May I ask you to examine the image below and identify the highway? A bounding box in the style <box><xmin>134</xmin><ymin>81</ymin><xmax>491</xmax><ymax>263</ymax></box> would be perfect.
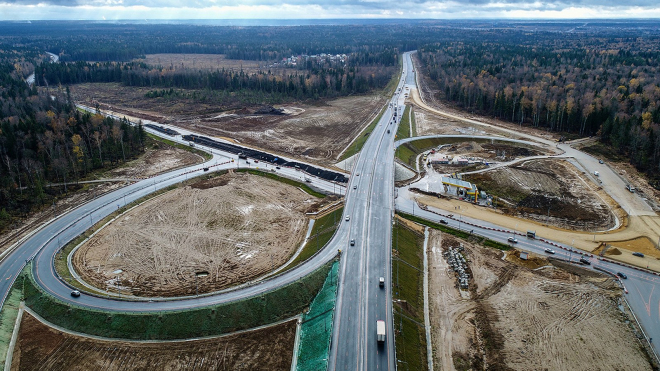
<box><xmin>328</xmin><ymin>51</ymin><xmax>415</xmax><ymax>371</ymax></box>
<box><xmin>2</xmin><ymin>47</ymin><xmax>660</xmax><ymax>370</ymax></box>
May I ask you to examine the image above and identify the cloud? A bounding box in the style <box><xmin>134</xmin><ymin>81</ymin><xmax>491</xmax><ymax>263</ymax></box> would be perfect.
<box><xmin>1</xmin><ymin>0</ymin><xmax>660</xmax><ymax>19</ymax></box>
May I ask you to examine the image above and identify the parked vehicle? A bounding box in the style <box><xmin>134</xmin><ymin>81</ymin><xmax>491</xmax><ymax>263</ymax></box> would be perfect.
<box><xmin>387</xmin><ymin>129</ymin><xmax>390</xmax><ymax>134</ymax></box>
<box><xmin>376</xmin><ymin>320</ymin><xmax>386</xmax><ymax>343</ymax></box>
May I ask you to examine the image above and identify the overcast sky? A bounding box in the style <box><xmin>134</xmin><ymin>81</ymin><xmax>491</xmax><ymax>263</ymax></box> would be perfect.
<box><xmin>1</xmin><ymin>0</ymin><xmax>660</xmax><ymax>20</ymax></box>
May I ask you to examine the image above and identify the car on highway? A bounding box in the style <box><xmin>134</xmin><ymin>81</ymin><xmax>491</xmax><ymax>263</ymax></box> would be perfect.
<box><xmin>350</xmin><ymin>239</ymin><xmax>355</xmax><ymax>246</ymax></box>
<box><xmin>508</xmin><ymin>236</ymin><xmax>518</xmax><ymax>243</ymax></box>
<box><xmin>379</xmin><ymin>277</ymin><xmax>385</xmax><ymax>287</ymax></box>
<box><xmin>633</xmin><ymin>252</ymin><xmax>644</xmax><ymax>257</ymax></box>
<box><xmin>617</xmin><ymin>272</ymin><xmax>628</xmax><ymax>279</ymax></box>
<box><xmin>345</xmin><ymin>215</ymin><xmax>350</xmax><ymax>221</ymax></box>
<box><xmin>599</xmin><ymin>159</ymin><xmax>604</xmax><ymax>164</ymax></box>
<box><xmin>353</xmin><ymin>185</ymin><xmax>357</xmax><ymax>189</ymax></box>
<box><xmin>356</xmin><ymin>173</ymin><xmax>360</xmax><ymax>176</ymax></box>
<box><xmin>70</xmin><ymin>290</ymin><xmax>81</xmax><ymax>298</ymax></box>
<box><xmin>544</xmin><ymin>248</ymin><xmax>556</xmax><ymax>254</ymax></box>
<box><xmin>439</xmin><ymin>219</ymin><xmax>448</xmax><ymax>224</ymax></box>
<box><xmin>275</xmin><ymin>166</ymin><xmax>280</xmax><ymax>170</ymax></box>
<box><xmin>579</xmin><ymin>257</ymin><xmax>591</xmax><ymax>265</ymax></box>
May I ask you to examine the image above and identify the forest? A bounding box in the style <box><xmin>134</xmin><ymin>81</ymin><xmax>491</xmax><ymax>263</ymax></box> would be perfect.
<box><xmin>0</xmin><ymin>61</ymin><xmax>146</xmax><ymax>232</ymax></box>
<box><xmin>416</xmin><ymin>32</ymin><xmax>660</xmax><ymax>185</ymax></box>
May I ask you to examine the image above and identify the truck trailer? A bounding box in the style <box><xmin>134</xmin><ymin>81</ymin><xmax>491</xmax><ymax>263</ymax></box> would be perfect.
<box><xmin>376</xmin><ymin>320</ymin><xmax>386</xmax><ymax>343</ymax></box>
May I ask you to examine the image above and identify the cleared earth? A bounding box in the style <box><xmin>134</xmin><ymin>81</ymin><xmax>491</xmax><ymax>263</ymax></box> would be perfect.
<box><xmin>11</xmin><ymin>312</ymin><xmax>295</xmax><ymax>371</ymax></box>
<box><xmin>71</xmin><ymin>83</ymin><xmax>385</xmax><ymax>164</ymax></box>
<box><xmin>465</xmin><ymin>159</ymin><xmax>617</xmax><ymax>231</ymax></box>
<box><xmin>428</xmin><ymin>231</ymin><xmax>653</xmax><ymax>371</ymax></box>
<box><xmin>72</xmin><ymin>171</ymin><xmax>324</xmax><ymax>297</ymax></box>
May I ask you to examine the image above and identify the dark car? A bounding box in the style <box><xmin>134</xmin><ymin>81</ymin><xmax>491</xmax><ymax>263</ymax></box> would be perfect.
<box><xmin>633</xmin><ymin>252</ymin><xmax>645</xmax><ymax>258</ymax></box>
<box><xmin>350</xmin><ymin>239</ymin><xmax>355</xmax><ymax>246</ymax></box>
<box><xmin>579</xmin><ymin>258</ymin><xmax>591</xmax><ymax>265</ymax></box>
<box><xmin>275</xmin><ymin>166</ymin><xmax>281</xmax><ymax>170</ymax></box>
<box><xmin>439</xmin><ymin>219</ymin><xmax>448</xmax><ymax>224</ymax></box>
<box><xmin>617</xmin><ymin>272</ymin><xmax>628</xmax><ymax>279</ymax></box>
<box><xmin>203</xmin><ymin>167</ymin><xmax>209</xmax><ymax>172</ymax></box>
<box><xmin>71</xmin><ymin>290</ymin><xmax>81</xmax><ymax>298</ymax></box>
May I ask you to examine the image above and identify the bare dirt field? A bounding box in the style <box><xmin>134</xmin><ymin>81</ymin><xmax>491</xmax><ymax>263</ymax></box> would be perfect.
<box><xmin>11</xmin><ymin>312</ymin><xmax>295</xmax><ymax>371</ymax></box>
<box><xmin>428</xmin><ymin>140</ymin><xmax>545</xmax><ymax>174</ymax></box>
<box><xmin>70</xmin><ymin>83</ymin><xmax>385</xmax><ymax>164</ymax></box>
<box><xmin>465</xmin><ymin>159</ymin><xmax>617</xmax><ymax>231</ymax></box>
<box><xmin>427</xmin><ymin>230</ymin><xmax>653</xmax><ymax>371</ymax></box>
<box><xmin>135</xmin><ymin>53</ymin><xmax>264</xmax><ymax>73</ymax></box>
<box><xmin>0</xmin><ymin>138</ymin><xmax>200</xmax><ymax>257</ymax></box>
<box><xmin>73</xmin><ymin>171</ymin><xmax>324</xmax><ymax>297</ymax></box>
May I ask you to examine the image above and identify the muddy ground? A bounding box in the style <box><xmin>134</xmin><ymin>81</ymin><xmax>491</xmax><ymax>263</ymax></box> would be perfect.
<box><xmin>465</xmin><ymin>159</ymin><xmax>616</xmax><ymax>231</ymax></box>
<box><xmin>428</xmin><ymin>231</ymin><xmax>653</xmax><ymax>371</ymax></box>
<box><xmin>11</xmin><ymin>312</ymin><xmax>295</xmax><ymax>371</ymax></box>
<box><xmin>0</xmin><ymin>139</ymin><xmax>201</xmax><ymax>257</ymax></box>
<box><xmin>70</xmin><ymin>83</ymin><xmax>385</xmax><ymax>164</ymax></box>
<box><xmin>73</xmin><ymin>171</ymin><xmax>325</xmax><ymax>297</ymax></box>
<box><xmin>428</xmin><ymin>141</ymin><xmax>544</xmax><ymax>174</ymax></box>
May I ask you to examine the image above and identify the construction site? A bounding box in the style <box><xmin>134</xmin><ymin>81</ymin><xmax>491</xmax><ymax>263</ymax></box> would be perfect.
<box><xmin>428</xmin><ymin>231</ymin><xmax>654</xmax><ymax>371</ymax></box>
<box><xmin>72</xmin><ymin>171</ymin><xmax>328</xmax><ymax>297</ymax></box>
<box><xmin>10</xmin><ymin>312</ymin><xmax>296</xmax><ymax>371</ymax></box>
<box><xmin>71</xmin><ymin>83</ymin><xmax>386</xmax><ymax>165</ymax></box>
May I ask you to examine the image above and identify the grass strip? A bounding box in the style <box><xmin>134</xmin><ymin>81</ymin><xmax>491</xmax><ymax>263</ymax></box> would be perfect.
<box><xmin>286</xmin><ymin>207</ymin><xmax>343</xmax><ymax>271</ymax></box>
<box><xmin>296</xmin><ymin>260</ymin><xmax>339</xmax><ymax>371</ymax></box>
<box><xmin>24</xmin><ymin>260</ymin><xmax>333</xmax><ymax>340</ymax></box>
<box><xmin>146</xmin><ymin>133</ymin><xmax>213</xmax><ymax>161</ymax></box>
<box><xmin>0</xmin><ymin>267</ymin><xmax>26</xmax><ymax>367</ymax></box>
<box><xmin>392</xmin><ymin>220</ymin><xmax>427</xmax><ymax>371</ymax></box>
<box><xmin>236</xmin><ymin>168</ymin><xmax>326</xmax><ymax>198</ymax></box>
<box><xmin>410</xmin><ymin>107</ymin><xmax>417</xmax><ymax>137</ymax></box>
<box><xmin>396</xmin><ymin>106</ymin><xmax>412</xmax><ymax>140</ymax></box>
<box><xmin>339</xmin><ymin>106</ymin><xmax>387</xmax><ymax>161</ymax></box>
<box><xmin>398</xmin><ymin>212</ymin><xmax>511</xmax><ymax>251</ymax></box>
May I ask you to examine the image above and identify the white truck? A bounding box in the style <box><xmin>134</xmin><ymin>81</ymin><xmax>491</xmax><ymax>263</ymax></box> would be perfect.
<box><xmin>377</xmin><ymin>320</ymin><xmax>386</xmax><ymax>343</ymax></box>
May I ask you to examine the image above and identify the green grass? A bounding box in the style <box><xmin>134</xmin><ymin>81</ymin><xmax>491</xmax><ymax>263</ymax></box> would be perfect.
<box><xmin>410</xmin><ymin>107</ymin><xmax>417</xmax><ymax>137</ymax></box>
<box><xmin>392</xmin><ymin>220</ymin><xmax>427</xmax><ymax>371</ymax></box>
<box><xmin>146</xmin><ymin>133</ymin><xmax>212</xmax><ymax>161</ymax></box>
<box><xmin>339</xmin><ymin>106</ymin><xmax>387</xmax><ymax>161</ymax></box>
<box><xmin>236</xmin><ymin>168</ymin><xmax>326</xmax><ymax>198</ymax></box>
<box><xmin>396</xmin><ymin>106</ymin><xmax>412</xmax><ymax>140</ymax></box>
<box><xmin>286</xmin><ymin>207</ymin><xmax>343</xmax><ymax>270</ymax></box>
<box><xmin>23</xmin><ymin>260</ymin><xmax>333</xmax><ymax>340</ymax></box>
<box><xmin>398</xmin><ymin>212</ymin><xmax>511</xmax><ymax>251</ymax></box>
<box><xmin>0</xmin><ymin>267</ymin><xmax>26</xmax><ymax>367</ymax></box>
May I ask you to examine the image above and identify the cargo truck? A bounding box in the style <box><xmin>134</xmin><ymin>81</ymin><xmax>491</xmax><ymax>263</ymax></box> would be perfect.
<box><xmin>377</xmin><ymin>320</ymin><xmax>386</xmax><ymax>343</ymax></box>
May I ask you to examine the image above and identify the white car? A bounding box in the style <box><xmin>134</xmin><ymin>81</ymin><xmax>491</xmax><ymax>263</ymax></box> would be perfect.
<box><xmin>345</xmin><ymin>216</ymin><xmax>350</xmax><ymax>222</ymax></box>
<box><xmin>508</xmin><ymin>237</ymin><xmax>518</xmax><ymax>243</ymax></box>
<box><xmin>544</xmin><ymin>248</ymin><xmax>555</xmax><ymax>254</ymax></box>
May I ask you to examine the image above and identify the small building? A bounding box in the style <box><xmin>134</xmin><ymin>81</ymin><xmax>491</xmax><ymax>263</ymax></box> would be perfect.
<box><xmin>428</xmin><ymin>152</ymin><xmax>451</xmax><ymax>164</ymax></box>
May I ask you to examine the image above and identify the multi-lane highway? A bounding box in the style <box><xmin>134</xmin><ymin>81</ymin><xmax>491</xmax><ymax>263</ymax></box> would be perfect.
<box><xmin>2</xmin><ymin>47</ymin><xmax>660</xmax><ymax>370</ymax></box>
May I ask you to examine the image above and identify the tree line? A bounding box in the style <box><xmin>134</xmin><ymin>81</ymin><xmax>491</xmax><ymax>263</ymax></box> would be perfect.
<box><xmin>34</xmin><ymin>60</ymin><xmax>394</xmax><ymax>100</ymax></box>
<box><xmin>417</xmin><ymin>38</ymin><xmax>660</xmax><ymax>184</ymax></box>
<box><xmin>0</xmin><ymin>61</ymin><xmax>146</xmax><ymax>232</ymax></box>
